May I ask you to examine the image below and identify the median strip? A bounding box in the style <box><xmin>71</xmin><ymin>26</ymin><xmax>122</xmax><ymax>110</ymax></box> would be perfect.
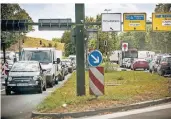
<box><xmin>32</xmin><ymin>71</ymin><xmax>171</xmax><ymax>118</ymax></box>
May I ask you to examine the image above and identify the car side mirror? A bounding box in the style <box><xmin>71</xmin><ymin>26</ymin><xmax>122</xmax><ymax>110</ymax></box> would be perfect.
<box><xmin>42</xmin><ymin>69</ymin><xmax>46</xmax><ymax>72</ymax></box>
<box><xmin>57</xmin><ymin>58</ymin><xmax>60</xmax><ymax>64</ymax></box>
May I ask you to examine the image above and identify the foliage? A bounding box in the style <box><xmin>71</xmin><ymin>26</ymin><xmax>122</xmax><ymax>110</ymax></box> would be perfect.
<box><xmin>1</xmin><ymin>4</ymin><xmax>33</xmax><ymax>49</ymax></box>
<box><xmin>48</xmin><ymin>43</ymin><xmax>52</xmax><ymax>47</ymax></box>
<box><xmin>7</xmin><ymin>36</ymin><xmax>65</xmax><ymax>51</ymax></box>
<box><xmin>52</xmin><ymin>38</ymin><xmax>61</xmax><ymax>42</ymax></box>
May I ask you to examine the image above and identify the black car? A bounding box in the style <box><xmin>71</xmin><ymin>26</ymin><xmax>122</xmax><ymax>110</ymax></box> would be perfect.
<box><xmin>157</xmin><ymin>56</ymin><xmax>171</xmax><ymax>76</ymax></box>
<box><xmin>5</xmin><ymin>61</ymin><xmax>46</xmax><ymax>95</ymax></box>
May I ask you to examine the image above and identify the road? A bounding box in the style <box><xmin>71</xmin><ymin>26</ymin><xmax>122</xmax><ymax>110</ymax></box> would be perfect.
<box><xmin>81</xmin><ymin>102</ymin><xmax>171</xmax><ymax>119</ymax></box>
<box><xmin>1</xmin><ymin>74</ymin><xmax>71</xmax><ymax>119</ymax></box>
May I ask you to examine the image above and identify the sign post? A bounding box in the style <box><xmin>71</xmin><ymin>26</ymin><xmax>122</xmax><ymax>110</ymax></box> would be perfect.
<box><xmin>123</xmin><ymin>13</ymin><xmax>146</xmax><ymax>31</ymax></box>
<box><xmin>152</xmin><ymin>13</ymin><xmax>171</xmax><ymax>31</ymax></box>
<box><xmin>75</xmin><ymin>4</ymin><xmax>86</xmax><ymax>96</ymax></box>
<box><xmin>88</xmin><ymin>50</ymin><xmax>104</xmax><ymax>96</ymax></box>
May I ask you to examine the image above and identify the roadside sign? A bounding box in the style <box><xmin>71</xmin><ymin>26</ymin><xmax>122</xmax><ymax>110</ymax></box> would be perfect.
<box><xmin>88</xmin><ymin>50</ymin><xmax>103</xmax><ymax>67</ymax></box>
<box><xmin>123</xmin><ymin>13</ymin><xmax>146</xmax><ymax>31</ymax></box>
<box><xmin>104</xmin><ymin>40</ymin><xmax>107</xmax><ymax>46</ymax></box>
<box><xmin>122</xmin><ymin>43</ymin><xmax>128</xmax><ymax>51</ymax></box>
<box><xmin>101</xmin><ymin>13</ymin><xmax>122</xmax><ymax>32</ymax></box>
<box><xmin>152</xmin><ymin>13</ymin><xmax>171</xmax><ymax>31</ymax></box>
<box><xmin>38</xmin><ymin>19</ymin><xmax>72</xmax><ymax>31</ymax></box>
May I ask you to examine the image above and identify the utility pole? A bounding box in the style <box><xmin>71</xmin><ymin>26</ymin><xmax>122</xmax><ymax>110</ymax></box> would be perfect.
<box><xmin>75</xmin><ymin>4</ymin><xmax>86</xmax><ymax>96</ymax></box>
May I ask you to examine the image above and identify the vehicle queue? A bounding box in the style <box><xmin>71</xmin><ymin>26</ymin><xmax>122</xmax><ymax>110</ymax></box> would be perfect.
<box><xmin>1</xmin><ymin>48</ymin><xmax>76</xmax><ymax>95</ymax></box>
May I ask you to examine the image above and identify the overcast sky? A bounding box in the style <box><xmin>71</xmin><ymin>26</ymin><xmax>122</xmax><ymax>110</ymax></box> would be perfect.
<box><xmin>20</xmin><ymin>3</ymin><xmax>156</xmax><ymax>40</ymax></box>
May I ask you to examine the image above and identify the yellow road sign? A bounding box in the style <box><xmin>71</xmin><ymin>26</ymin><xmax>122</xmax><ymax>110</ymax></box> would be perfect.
<box><xmin>123</xmin><ymin>13</ymin><xmax>146</xmax><ymax>31</ymax></box>
<box><xmin>152</xmin><ymin>13</ymin><xmax>171</xmax><ymax>31</ymax></box>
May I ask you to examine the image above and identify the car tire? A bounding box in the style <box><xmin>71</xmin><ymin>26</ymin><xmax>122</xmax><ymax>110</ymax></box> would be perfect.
<box><xmin>38</xmin><ymin>84</ymin><xmax>43</xmax><ymax>93</ymax></box>
<box><xmin>149</xmin><ymin>69</ymin><xmax>152</xmax><ymax>73</ymax></box>
<box><xmin>159</xmin><ymin>70</ymin><xmax>164</xmax><ymax>76</ymax></box>
<box><xmin>49</xmin><ymin>82</ymin><xmax>53</xmax><ymax>88</ymax></box>
<box><xmin>5</xmin><ymin>88</ymin><xmax>11</xmax><ymax>95</ymax></box>
<box><xmin>55</xmin><ymin>76</ymin><xmax>58</xmax><ymax>84</ymax></box>
<box><xmin>43</xmin><ymin>84</ymin><xmax>46</xmax><ymax>91</ymax></box>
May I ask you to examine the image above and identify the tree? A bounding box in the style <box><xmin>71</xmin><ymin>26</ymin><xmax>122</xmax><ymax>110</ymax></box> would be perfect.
<box><xmin>52</xmin><ymin>38</ymin><xmax>61</xmax><ymax>42</ymax></box>
<box><xmin>48</xmin><ymin>43</ymin><xmax>52</xmax><ymax>47</ymax></box>
<box><xmin>54</xmin><ymin>43</ymin><xmax>58</xmax><ymax>48</ymax></box>
<box><xmin>1</xmin><ymin>4</ymin><xmax>33</xmax><ymax>49</ymax></box>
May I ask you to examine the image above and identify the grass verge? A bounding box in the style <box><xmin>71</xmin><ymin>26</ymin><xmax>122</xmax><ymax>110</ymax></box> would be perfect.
<box><xmin>36</xmin><ymin>71</ymin><xmax>169</xmax><ymax>113</ymax></box>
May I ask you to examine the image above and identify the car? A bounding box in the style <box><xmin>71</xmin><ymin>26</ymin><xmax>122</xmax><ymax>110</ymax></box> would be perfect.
<box><xmin>61</xmin><ymin>60</ymin><xmax>70</xmax><ymax>75</ymax></box>
<box><xmin>131</xmin><ymin>59</ymin><xmax>149</xmax><ymax>70</ymax></box>
<box><xmin>149</xmin><ymin>54</ymin><xmax>166</xmax><ymax>73</ymax></box>
<box><xmin>61</xmin><ymin>59</ymin><xmax>73</xmax><ymax>73</ymax></box>
<box><xmin>21</xmin><ymin>48</ymin><xmax>62</xmax><ymax>87</ymax></box>
<box><xmin>5</xmin><ymin>61</ymin><xmax>47</xmax><ymax>95</ymax></box>
<box><xmin>157</xmin><ymin>55</ymin><xmax>171</xmax><ymax>76</ymax></box>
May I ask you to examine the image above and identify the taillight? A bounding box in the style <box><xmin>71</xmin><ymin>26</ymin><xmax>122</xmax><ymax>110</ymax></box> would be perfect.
<box><xmin>161</xmin><ymin>62</ymin><xmax>168</xmax><ymax>65</ymax></box>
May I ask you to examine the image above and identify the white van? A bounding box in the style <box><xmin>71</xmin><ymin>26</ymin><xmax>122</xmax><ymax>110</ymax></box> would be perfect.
<box><xmin>21</xmin><ymin>48</ymin><xmax>64</xmax><ymax>87</ymax></box>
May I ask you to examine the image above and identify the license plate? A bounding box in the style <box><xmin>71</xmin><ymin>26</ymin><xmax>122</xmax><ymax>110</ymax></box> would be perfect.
<box><xmin>17</xmin><ymin>83</ymin><xmax>28</xmax><ymax>86</ymax></box>
<box><xmin>140</xmin><ymin>62</ymin><xmax>144</xmax><ymax>64</ymax></box>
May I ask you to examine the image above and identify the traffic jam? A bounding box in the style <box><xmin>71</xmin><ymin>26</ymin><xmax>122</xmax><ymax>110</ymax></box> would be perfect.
<box><xmin>109</xmin><ymin>43</ymin><xmax>171</xmax><ymax>76</ymax></box>
<box><xmin>1</xmin><ymin>48</ymin><xmax>76</xmax><ymax>95</ymax></box>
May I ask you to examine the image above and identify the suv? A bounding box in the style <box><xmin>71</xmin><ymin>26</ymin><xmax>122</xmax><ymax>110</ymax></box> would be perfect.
<box><xmin>157</xmin><ymin>56</ymin><xmax>171</xmax><ymax>76</ymax></box>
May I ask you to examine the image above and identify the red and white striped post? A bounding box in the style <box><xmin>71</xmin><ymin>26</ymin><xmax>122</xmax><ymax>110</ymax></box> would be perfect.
<box><xmin>89</xmin><ymin>66</ymin><xmax>104</xmax><ymax>96</ymax></box>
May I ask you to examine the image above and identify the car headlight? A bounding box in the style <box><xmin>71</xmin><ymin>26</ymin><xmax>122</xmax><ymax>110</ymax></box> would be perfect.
<box><xmin>8</xmin><ymin>77</ymin><xmax>12</xmax><ymax>81</ymax></box>
<box><xmin>33</xmin><ymin>76</ymin><xmax>38</xmax><ymax>80</ymax></box>
<box><xmin>45</xmin><ymin>68</ymin><xmax>52</xmax><ymax>74</ymax></box>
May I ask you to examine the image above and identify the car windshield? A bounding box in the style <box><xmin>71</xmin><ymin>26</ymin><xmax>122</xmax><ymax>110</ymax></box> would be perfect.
<box><xmin>62</xmin><ymin>61</ymin><xmax>70</xmax><ymax>65</ymax></box>
<box><xmin>10</xmin><ymin>62</ymin><xmax>39</xmax><ymax>72</ymax></box>
<box><xmin>21</xmin><ymin>50</ymin><xmax>52</xmax><ymax>63</ymax></box>
<box><xmin>123</xmin><ymin>51</ymin><xmax>138</xmax><ymax>58</ymax></box>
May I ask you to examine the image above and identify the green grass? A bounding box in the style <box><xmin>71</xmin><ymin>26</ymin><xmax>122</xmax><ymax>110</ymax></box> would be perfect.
<box><xmin>36</xmin><ymin>71</ymin><xmax>169</xmax><ymax>113</ymax></box>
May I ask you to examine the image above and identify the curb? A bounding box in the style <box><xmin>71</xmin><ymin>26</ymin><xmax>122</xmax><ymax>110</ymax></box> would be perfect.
<box><xmin>32</xmin><ymin>97</ymin><xmax>171</xmax><ymax>118</ymax></box>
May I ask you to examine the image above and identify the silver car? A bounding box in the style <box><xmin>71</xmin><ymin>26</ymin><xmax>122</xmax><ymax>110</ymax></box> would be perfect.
<box><xmin>5</xmin><ymin>61</ymin><xmax>46</xmax><ymax>95</ymax></box>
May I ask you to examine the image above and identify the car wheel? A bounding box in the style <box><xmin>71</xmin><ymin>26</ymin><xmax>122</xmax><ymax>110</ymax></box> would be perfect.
<box><xmin>5</xmin><ymin>88</ymin><xmax>11</xmax><ymax>95</ymax></box>
<box><xmin>43</xmin><ymin>83</ymin><xmax>46</xmax><ymax>91</ymax></box>
<box><xmin>134</xmin><ymin>68</ymin><xmax>136</xmax><ymax>71</ymax></box>
<box><xmin>49</xmin><ymin>82</ymin><xmax>53</xmax><ymax>88</ymax></box>
<box><xmin>159</xmin><ymin>70</ymin><xmax>164</xmax><ymax>76</ymax></box>
<box><xmin>149</xmin><ymin>69</ymin><xmax>152</xmax><ymax>73</ymax></box>
<box><xmin>38</xmin><ymin>83</ymin><xmax>43</xmax><ymax>93</ymax></box>
<box><xmin>55</xmin><ymin>76</ymin><xmax>58</xmax><ymax>84</ymax></box>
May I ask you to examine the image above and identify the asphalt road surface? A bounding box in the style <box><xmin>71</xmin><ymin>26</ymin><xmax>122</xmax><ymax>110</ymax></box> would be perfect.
<box><xmin>1</xmin><ymin>74</ymin><xmax>71</xmax><ymax>119</ymax></box>
<box><xmin>81</xmin><ymin>102</ymin><xmax>171</xmax><ymax>119</ymax></box>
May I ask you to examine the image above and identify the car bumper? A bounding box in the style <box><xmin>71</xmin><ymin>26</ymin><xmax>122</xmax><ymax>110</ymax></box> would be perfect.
<box><xmin>6</xmin><ymin>84</ymin><xmax>40</xmax><ymax>92</ymax></box>
<box><xmin>161</xmin><ymin>67</ymin><xmax>171</xmax><ymax>74</ymax></box>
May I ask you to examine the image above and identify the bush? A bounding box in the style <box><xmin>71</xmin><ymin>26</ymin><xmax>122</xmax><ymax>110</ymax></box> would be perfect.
<box><xmin>48</xmin><ymin>43</ymin><xmax>52</xmax><ymax>47</ymax></box>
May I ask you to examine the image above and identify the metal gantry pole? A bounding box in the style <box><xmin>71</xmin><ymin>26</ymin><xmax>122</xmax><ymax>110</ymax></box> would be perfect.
<box><xmin>75</xmin><ymin>4</ymin><xmax>86</xmax><ymax>96</ymax></box>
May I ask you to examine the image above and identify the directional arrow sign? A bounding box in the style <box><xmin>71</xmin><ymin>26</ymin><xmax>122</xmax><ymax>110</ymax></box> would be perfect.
<box><xmin>88</xmin><ymin>50</ymin><xmax>103</xmax><ymax>67</ymax></box>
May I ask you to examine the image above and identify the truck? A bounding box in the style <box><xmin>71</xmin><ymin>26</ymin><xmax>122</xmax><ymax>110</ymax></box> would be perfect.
<box><xmin>118</xmin><ymin>48</ymin><xmax>138</xmax><ymax>68</ymax></box>
<box><xmin>109</xmin><ymin>50</ymin><xmax>120</xmax><ymax>64</ymax></box>
<box><xmin>21</xmin><ymin>47</ymin><xmax>64</xmax><ymax>87</ymax></box>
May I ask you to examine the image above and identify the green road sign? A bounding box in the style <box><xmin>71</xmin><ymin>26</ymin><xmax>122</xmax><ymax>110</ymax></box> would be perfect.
<box><xmin>1</xmin><ymin>20</ymin><xmax>28</xmax><ymax>31</ymax></box>
<box><xmin>38</xmin><ymin>19</ymin><xmax>72</xmax><ymax>31</ymax></box>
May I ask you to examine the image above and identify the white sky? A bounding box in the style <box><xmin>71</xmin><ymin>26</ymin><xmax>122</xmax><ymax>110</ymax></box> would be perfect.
<box><xmin>19</xmin><ymin>3</ymin><xmax>156</xmax><ymax>40</ymax></box>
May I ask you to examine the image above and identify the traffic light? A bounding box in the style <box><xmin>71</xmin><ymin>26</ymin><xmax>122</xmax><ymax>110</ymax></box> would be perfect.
<box><xmin>1</xmin><ymin>20</ymin><xmax>28</xmax><ymax>31</ymax></box>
